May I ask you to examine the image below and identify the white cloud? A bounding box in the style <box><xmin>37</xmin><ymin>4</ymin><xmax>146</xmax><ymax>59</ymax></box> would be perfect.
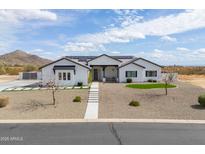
<box><xmin>0</xmin><ymin>10</ymin><xmax>57</xmax><ymax>23</ymax></box>
<box><xmin>32</xmin><ymin>48</ymin><xmax>44</xmax><ymax>52</ymax></box>
<box><xmin>63</xmin><ymin>42</ymin><xmax>106</xmax><ymax>52</ymax></box>
<box><xmin>131</xmin><ymin>10</ymin><xmax>205</xmax><ymax>36</ymax></box>
<box><xmin>160</xmin><ymin>36</ymin><xmax>177</xmax><ymax>42</ymax></box>
<box><xmin>76</xmin><ymin>28</ymin><xmax>145</xmax><ymax>45</ymax></box>
<box><xmin>136</xmin><ymin>47</ymin><xmax>205</xmax><ymax>65</ymax></box>
<box><xmin>196</xmin><ymin>48</ymin><xmax>205</xmax><ymax>53</ymax></box>
<box><xmin>65</xmin><ymin>10</ymin><xmax>205</xmax><ymax>52</ymax></box>
<box><xmin>0</xmin><ymin>10</ymin><xmax>58</xmax><ymax>52</ymax></box>
<box><xmin>176</xmin><ymin>47</ymin><xmax>190</xmax><ymax>52</ymax></box>
<box><xmin>150</xmin><ymin>49</ymin><xmax>175</xmax><ymax>59</ymax></box>
<box><xmin>41</xmin><ymin>40</ymin><xmax>61</xmax><ymax>47</ymax></box>
<box><xmin>111</xmin><ymin>51</ymin><xmax>120</xmax><ymax>54</ymax></box>
<box><xmin>113</xmin><ymin>9</ymin><xmax>143</xmax><ymax>27</ymax></box>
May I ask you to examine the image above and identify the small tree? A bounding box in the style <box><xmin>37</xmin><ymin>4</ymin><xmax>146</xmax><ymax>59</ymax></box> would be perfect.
<box><xmin>23</xmin><ymin>65</ymin><xmax>38</xmax><ymax>72</ymax></box>
<box><xmin>163</xmin><ymin>73</ymin><xmax>175</xmax><ymax>95</ymax></box>
<box><xmin>47</xmin><ymin>81</ymin><xmax>57</xmax><ymax>106</ymax></box>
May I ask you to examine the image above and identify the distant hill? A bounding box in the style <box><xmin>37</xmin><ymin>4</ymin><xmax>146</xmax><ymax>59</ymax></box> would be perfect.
<box><xmin>0</xmin><ymin>50</ymin><xmax>52</xmax><ymax>66</ymax></box>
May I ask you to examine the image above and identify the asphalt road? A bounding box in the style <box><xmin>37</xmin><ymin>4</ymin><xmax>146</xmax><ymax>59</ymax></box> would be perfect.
<box><xmin>0</xmin><ymin>122</ymin><xmax>205</xmax><ymax>145</ymax></box>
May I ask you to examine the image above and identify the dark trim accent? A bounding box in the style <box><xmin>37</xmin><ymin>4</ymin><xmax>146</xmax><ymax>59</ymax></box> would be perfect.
<box><xmin>87</xmin><ymin>54</ymin><xmax>122</xmax><ymax>63</ymax></box>
<box><xmin>119</xmin><ymin>61</ymin><xmax>146</xmax><ymax>69</ymax></box>
<box><xmin>53</xmin><ymin>65</ymin><xmax>75</xmax><ymax>70</ymax></box>
<box><xmin>90</xmin><ymin>65</ymin><xmax>119</xmax><ymax>67</ymax></box>
<box><xmin>39</xmin><ymin>57</ymin><xmax>90</xmax><ymax>70</ymax></box>
<box><xmin>53</xmin><ymin>65</ymin><xmax>76</xmax><ymax>74</ymax></box>
<box><xmin>137</xmin><ymin>58</ymin><xmax>163</xmax><ymax>68</ymax></box>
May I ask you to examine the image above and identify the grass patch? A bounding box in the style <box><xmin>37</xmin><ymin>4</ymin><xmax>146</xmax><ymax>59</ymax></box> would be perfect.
<box><xmin>126</xmin><ymin>83</ymin><xmax>176</xmax><ymax>89</ymax></box>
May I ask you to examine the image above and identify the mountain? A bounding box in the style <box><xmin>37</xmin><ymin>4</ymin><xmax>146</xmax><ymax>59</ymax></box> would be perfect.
<box><xmin>0</xmin><ymin>50</ymin><xmax>52</xmax><ymax>66</ymax></box>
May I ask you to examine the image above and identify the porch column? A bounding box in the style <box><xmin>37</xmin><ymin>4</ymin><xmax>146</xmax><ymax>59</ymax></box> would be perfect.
<box><xmin>102</xmin><ymin>66</ymin><xmax>106</xmax><ymax>78</ymax></box>
<box><xmin>116</xmin><ymin>66</ymin><xmax>119</xmax><ymax>82</ymax></box>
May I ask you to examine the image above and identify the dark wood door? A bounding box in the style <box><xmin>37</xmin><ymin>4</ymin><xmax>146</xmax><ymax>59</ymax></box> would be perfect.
<box><xmin>93</xmin><ymin>69</ymin><xmax>98</xmax><ymax>81</ymax></box>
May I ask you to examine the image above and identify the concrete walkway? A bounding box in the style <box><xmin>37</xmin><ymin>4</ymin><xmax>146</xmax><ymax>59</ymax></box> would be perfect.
<box><xmin>84</xmin><ymin>82</ymin><xmax>99</xmax><ymax>119</ymax></box>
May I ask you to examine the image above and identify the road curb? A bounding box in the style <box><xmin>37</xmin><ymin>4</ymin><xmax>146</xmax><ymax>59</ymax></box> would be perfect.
<box><xmin>1</xmin><ymin>119</ymin><xmax>205</xmax><ymax>124</ymax></box>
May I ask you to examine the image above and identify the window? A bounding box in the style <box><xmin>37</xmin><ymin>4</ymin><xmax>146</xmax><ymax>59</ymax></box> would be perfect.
<box><xmin>63</xmin><ymin>72</ymin><xmax>66</xmax><ymax>80</ymax></box>
<box><xmin>126</xmin><ymin>71</ymin><xmax>137</xmax><ymax>77</ymax></box>
<box><xmin>67</xmin><ymin>72</ymin><xmax>71</xmax><ymax>80</ymax></box>
<box><xmin>58</xmin><ymin>72</ymin><xmax>62</xmax><ymax>80</ymax></box>
<box><xmin>146</xmin><ymin>71</ymin><xmax>157</xmax><ymax>77</ymax></box>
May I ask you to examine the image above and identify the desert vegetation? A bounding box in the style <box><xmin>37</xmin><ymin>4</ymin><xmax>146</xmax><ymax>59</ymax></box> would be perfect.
<box><xmin>163</xmin><ymin>66</ymin><xmax>205</xmax><ymax>75</ymax></box>
<box><xmin>0</xmin><ymin>64</ymin><xmax>38</xmax><ymax>75</ymax></box>
<box><xmin>129</xmin><ymin>100</ymin><xmax>140</xmax><ymax>107</ymax></box>
<box><xmin>0</xmin><ymin>96</ymin><xmax>9</xmax><ymax>108</ymax></box>
<box><xmin>198</xmin><ymin>94</ymin><xmax>205</xmax><ymax>107</ymax></box>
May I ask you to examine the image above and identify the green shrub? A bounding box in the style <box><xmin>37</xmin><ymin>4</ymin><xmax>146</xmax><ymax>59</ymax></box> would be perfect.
<box><xmin>23</xmin><ymin>65</ymin><xmax>38</xmax><ymax>72</ymax></box>
<box><xmin>88</xmin><ymin>71</ymin><xmax>93</xmax><ymax>84</ymax></box>
<box><xmin>0</xmin><ymin>65</ymin><xmax>6</xmax><ymax>75</ymax></box>
<box><xmin>0</xmin><ymin>96</ymin><xmax>9</xmax><ymax>108</ymax></box>
<box><xmin>147</xmin><ymin>79</ymin><xmax>157</xmax><ymax>82</ymax></box>
<box><xmin>198</xmin><ymin>94</ymin><xmax>205</xmax><ymax>107</ymax></box>
<box><xmin>129</xmin><ymin>100</ymin><xmax>140</xmax><ymax>107</ymax></box>
<box><xmin>6</xmin><ymin>67</ymin><xmax>23</xmax><ymax>75</ymax></box>
<box><xmin>127</xmin><ymin>78</ymin><xmax>132</xmax><ymax>83</ymax></box>
<box><xmin>73</xmin><ymin>96</ymin><xmax>81</xmax><ymax>102</ymax></box>
<box><xmin>77</xmin><ymin>82</ymin><xmax>83</xmax><ymax>86</ymax></box>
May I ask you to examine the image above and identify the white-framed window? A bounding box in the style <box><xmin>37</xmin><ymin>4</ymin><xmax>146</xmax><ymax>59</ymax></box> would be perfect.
<box><xmin>67</xmin><ymin>72</ymin><xmax>71</xmax><ymax>80</ymax></box>
<box><xmin>146</xmin><ymin>70</ymin><xmax>157</xmax><ymax>77</ymax></box>
<box><xmin>63</xmin><ymin>72</ymin><xmax>66</xmax><ymax>80</ymax></box>
<box><xmin>58</xmin><ymin>72</ymin><xmax>62</xmax><ymax>80</ymax></box>
<box><xmin>126</xmin><ymin>71</ymin><xmax>137</xmax><ymax>77</ymax></box>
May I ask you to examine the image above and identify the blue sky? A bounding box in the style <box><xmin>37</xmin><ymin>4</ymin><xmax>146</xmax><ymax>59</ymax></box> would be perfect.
<box><xmin>0</xmin><ymin>9</ymin><xmax>205</xmax><ymax>66</ymax></box>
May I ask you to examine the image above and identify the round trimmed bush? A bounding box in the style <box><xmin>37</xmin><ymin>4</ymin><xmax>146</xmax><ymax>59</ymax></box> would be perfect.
<box><xmin>0</xmin><ymin>96</ymin><xmax>9</xmax><ymax>108</ymax></box>
<box><xmin>129</xmin><ymin>100</ymin><xmax>140</xmax><ymax>107</ymax></box>
<box><xmin>198</xmin><ymin>94</ymin><xmax>205</xmax><ymax>107</ymax></box>
<box><xmin>127</xmin><ymin>78</ymin><xmax>132</xmax><ymax>83</ymax></box>
<box><xmin>77</xmin><ymin>82</ymin><xmax>83</xmax><ymax>87</ymax></box>
<box><xmin>73</xmin><ymin>96</ymin><xmax>81</xmax><ymax>102</ymax></box>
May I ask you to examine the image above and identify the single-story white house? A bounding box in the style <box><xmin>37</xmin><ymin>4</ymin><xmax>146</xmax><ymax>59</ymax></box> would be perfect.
<box><xmin>39</xmin><ymin>54</ymin><xmax>162</xmax><ymax>86</ymax></box>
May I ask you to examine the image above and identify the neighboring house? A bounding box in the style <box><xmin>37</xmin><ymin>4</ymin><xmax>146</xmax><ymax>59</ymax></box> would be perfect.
<box><xmin>39</xmin><ymin>54</ymin><xmax>162</xmax><ymax>86</ymax></box>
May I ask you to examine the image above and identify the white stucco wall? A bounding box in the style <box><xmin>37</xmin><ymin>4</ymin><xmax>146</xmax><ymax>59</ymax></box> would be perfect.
<box><xmin>134</xmin><ymin>59</ymin><xmax>162</xmax><ymax>81</ymax></box>
<box><xmin>41</xmin><ymin>58</ymin><xmax>89</xmax><ymax>86</ymax></box>
<box><xmin>119</xmin><ymin>63</ymin><xmax>144</xmax><ymax>82</ymax></box>
<box><xmin>88</xmin><ymin>55</ymin><xmax>121</xmax><ymax>66</ymax></box>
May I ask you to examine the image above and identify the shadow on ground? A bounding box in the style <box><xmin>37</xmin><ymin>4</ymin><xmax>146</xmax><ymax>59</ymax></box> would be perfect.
<box><xmin>191</xmin><ymin>104</ymin><xmax>205</xmax><ymax>110</ymax></box>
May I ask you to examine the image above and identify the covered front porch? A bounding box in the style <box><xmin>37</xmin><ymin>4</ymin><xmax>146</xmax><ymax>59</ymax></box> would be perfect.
<box><xmin>90</xmin><ymin>65</ymin><xmax>119</xmax><ymax>82</ymax></box>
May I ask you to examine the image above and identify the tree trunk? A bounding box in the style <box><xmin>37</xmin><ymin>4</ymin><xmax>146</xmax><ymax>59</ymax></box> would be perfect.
<box><xmin>165</xmin><ymin>82</ymin><xmax>168</xmax><ymax>95</ymax></box>
<box><xmin>52</xmin><ymin>88</ymin><xmax>56</xmax><ymax>106</ymax></box>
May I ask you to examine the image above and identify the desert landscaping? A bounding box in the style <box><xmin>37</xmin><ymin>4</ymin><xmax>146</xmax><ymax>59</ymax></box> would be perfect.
<box><xmin>99</xmin><ymin>81</ymin><xmax>205</xmax><ymax>119</ymax></box>
<box><xmin>178</xmin><ymin>75</ymin><xmax>205</xmax><ymax>89</ymax></box>
<box><xmin>0</xmin><ymin>89</ymin><xmax>88</xmax><ymax>119</ymax></box>
<box><xmin>0</xmin><ymin>75</ymin><xmax>18</xmax><ymax>83</ymax></box>
<box><xmin>0</xmin><ymin>71</ymin><xmax>205</xmax><ymax>120</ymax></box>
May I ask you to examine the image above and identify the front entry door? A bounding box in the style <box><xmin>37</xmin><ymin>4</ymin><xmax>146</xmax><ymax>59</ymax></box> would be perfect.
<box><xmin>93</xmin><ymin>69</ymin><xmax>98</xmax><ymax>81</ymax></box>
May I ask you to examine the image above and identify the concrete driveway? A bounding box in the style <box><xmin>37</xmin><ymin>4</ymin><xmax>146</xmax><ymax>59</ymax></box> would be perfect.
<box><xmin>0</xmin><ymin>80</ymin><xmax>40</xmax><ymax>91</ymax></box>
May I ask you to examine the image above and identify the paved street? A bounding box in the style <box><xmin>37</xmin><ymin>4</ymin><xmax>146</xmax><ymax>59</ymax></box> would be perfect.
<box><xmin>1</xmin><ymin>122</ymin><xmax>205</xmax><ymax>145</ymax></box>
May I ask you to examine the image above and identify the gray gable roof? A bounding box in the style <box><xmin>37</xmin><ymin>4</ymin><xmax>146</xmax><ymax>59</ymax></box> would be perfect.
<box><xmin>66</xmin><ymin>55</ymin><xmax>134</xmax><ymax>62</ymax></box>
<box><xmin>39</xmin><ymin>57</ymin><xmax>90</xmax><ymax>70</ymax></box>
<box><xmin>119</xmin><ymin>57</ymin><xmax>162</xmax><ymax>68</ymax></box>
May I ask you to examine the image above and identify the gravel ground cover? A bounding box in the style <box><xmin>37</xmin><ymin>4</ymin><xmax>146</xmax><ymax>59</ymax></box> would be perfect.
<box><xmin>99</xmin><ymin>81</ymin><xmax>205</xmax><ymax>119</ymax></box>
<box><xmin>0</xmin><ymin>89</ymin><xmax>88</xmax><ymax>119</ymax></box>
